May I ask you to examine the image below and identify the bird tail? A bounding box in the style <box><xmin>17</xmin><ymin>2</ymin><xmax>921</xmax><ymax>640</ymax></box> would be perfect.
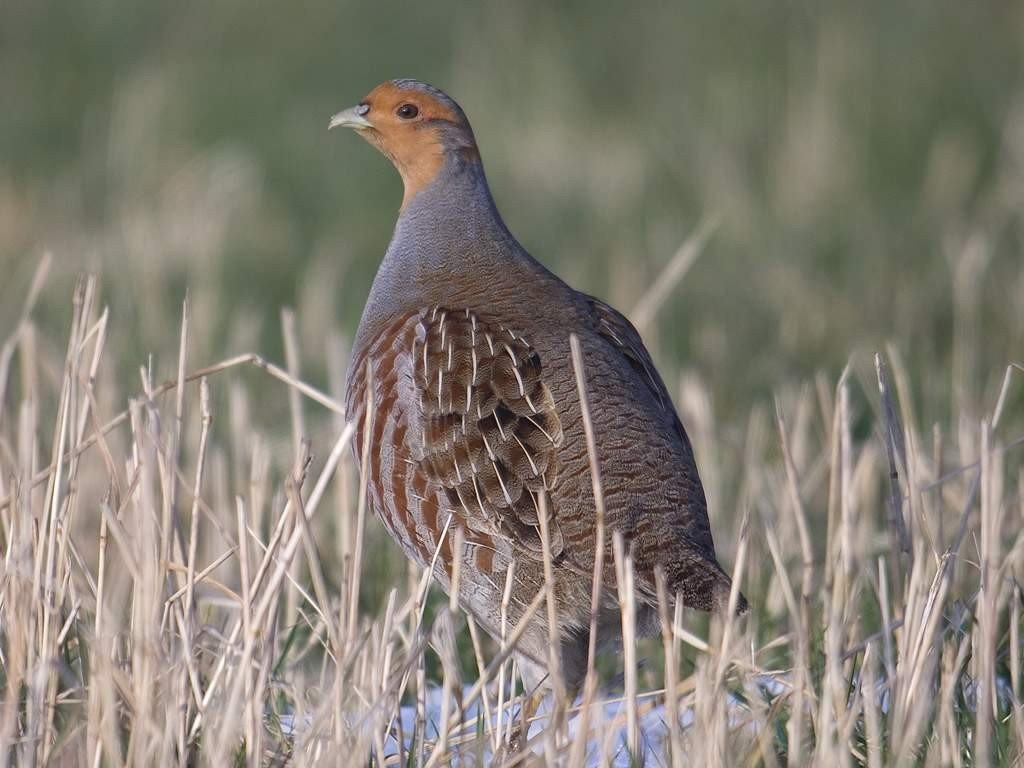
<box><xmin>670</xmin><ymin>559</ymin><xmax>749</xmax><ymax>616</ymax></box>
<box><xmin>711</xmin><ymin>570</ymin><xmax>749</xmax><ymax>616</ymax></box>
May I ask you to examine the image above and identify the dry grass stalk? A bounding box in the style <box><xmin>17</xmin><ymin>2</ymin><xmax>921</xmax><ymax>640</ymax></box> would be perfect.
<box><xmin>1</xmin><ymin>264</ymin><xmax>1022</xmax><ymax>766</ymax></box>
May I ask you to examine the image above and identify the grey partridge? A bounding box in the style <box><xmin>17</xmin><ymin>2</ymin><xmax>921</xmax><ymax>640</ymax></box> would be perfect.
<box><xmin>331</xmin><ymin>79</ymin><xmax>746</xmax><ymax>696</ymax></box>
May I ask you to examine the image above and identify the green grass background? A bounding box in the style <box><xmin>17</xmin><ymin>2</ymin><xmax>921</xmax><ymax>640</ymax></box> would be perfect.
<box><xmin>2</xmin><ymin>0</ymin><xmax>1023</xmax><ymax>609</ymax></box>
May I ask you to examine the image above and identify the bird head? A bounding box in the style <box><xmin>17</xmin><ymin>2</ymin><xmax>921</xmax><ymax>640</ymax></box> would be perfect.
<box><xmin>330</xmin><ymin>79</ymin><xmax>479</xmax><ymax>207</ymax></box>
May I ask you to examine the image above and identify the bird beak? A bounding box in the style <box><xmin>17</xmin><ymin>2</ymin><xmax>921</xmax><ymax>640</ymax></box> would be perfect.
<box><xmin>329</xmin><ymin>106</ymin><xmax>372</xmax><ymax>131</ymax></box>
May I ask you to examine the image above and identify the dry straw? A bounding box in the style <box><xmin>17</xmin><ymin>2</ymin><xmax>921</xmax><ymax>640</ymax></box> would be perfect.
<box><xmin>1</xmin><ymin>248</ymin><xmax>1022</xmax><ymax>766</ymax></box>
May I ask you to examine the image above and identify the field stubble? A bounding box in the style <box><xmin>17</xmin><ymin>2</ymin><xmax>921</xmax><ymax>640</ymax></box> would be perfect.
<box><xmin>1</xmin><ymin>248</ymin><xmax>1023</xmax><ymax>766</ymax></box>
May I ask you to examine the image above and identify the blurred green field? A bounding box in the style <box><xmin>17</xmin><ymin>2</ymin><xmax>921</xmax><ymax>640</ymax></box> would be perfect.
<box><xmin>3</xmin><ymin>1</ymin><xmax>1023</xmax><ymax>415</ymax></box>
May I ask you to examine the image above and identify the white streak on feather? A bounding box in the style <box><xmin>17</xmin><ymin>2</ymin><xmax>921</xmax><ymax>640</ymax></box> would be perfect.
<box><xmin>502</xmin><ymin>343</ymin><xmax>526</xmax><ymax>396</ymax></box>
<box><xmin>523</xmin><ymin>414</ymin><xmax>556</xmax><ymax>445</ymax></box>
<box><xmin>513</xmin><ymin>434</ymin><xmax>539</xmax><ymax>476</ymax></box>
<box><xmin>480</xmin><ymin>430</ymin><xmax>496</xmax><ymax>462</ymax></box>
<box><xmin>454</xmin><ymin>486</ymin><xmax>474</xmax><ymax>519</ymax></box>
<box><xmin>493</xmin><ymin>460</ymin><xmax>514</xmax><ymax>506</ymax></box>
<box><xmin>453</xmin><ymin>446</ymin><xmax>464</xmax><ymax>483</ymax></box>
<box><xmin>472</xmin><ymin>476</ymin><xmax>487</xmax><ymax>516</ymax></box>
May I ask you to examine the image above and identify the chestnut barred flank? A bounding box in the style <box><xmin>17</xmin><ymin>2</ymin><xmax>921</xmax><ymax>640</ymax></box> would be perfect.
<box><xmin>413</xmin><ymin>308</ymin><xmax>564</xmax><ymax>556</ymax></box>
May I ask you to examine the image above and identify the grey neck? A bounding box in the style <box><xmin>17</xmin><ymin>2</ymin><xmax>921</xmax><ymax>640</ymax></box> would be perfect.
<box><xmin>358</xmin><ymin>151</ymin><xmax>541</xmax><ymax>337</ymax></box>
<box><xmin>395</xmin><ymin>152</ymin><xmax>512</xmax><ymax>262</ymax></box>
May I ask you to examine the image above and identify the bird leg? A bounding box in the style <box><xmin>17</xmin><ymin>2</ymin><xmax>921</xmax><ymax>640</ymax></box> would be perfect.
<box><xmin>498</xmin><ymin>688</ymin><xmax>544</xmax><ymax>764</ymax></box>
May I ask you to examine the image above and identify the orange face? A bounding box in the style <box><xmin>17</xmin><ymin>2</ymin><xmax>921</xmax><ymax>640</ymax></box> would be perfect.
<box><xmin>331</xmin><ymin>80</ymin><xmax>477</xmax><ymax>207</ymax></box>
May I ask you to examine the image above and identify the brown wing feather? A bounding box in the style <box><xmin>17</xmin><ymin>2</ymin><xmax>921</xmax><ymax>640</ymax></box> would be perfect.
<box><xmin>412</xmin><ymin>307</ymin><xmax>564</xmax><ymax>558</ymax></box>
<box><xmin>587</xmin><ymin>296</ymin><xmax>696</xmax><ymax>452</ymax></box>
<box><xmin>587</xmin><ymin>296</ymin><xmax>746</xmax><ymax>613</ymax></box>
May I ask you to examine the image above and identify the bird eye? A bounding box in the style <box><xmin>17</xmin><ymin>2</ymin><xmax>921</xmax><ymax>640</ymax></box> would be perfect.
<box><xmin>396</xmin><ymin>103</ymin><xmax>419</xmax><ymax>120</ymax></box>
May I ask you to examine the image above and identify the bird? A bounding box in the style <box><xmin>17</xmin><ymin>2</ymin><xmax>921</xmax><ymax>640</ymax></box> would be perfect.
<box><xmin>331</xmin><ymin>79</ymin><xmax>746</xmax><ymax>701</ymax></box>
